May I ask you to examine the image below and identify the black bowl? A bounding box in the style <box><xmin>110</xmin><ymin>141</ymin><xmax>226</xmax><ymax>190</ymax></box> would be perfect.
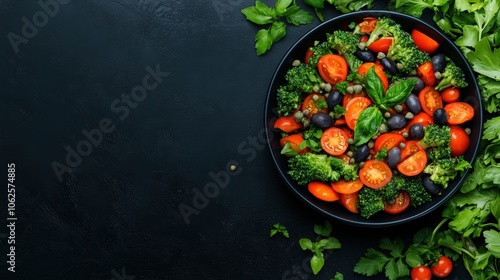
<box><xmin>264</xmin><ymin>10</ymin><xmax>483</xmax><ymax>227</ymax></box>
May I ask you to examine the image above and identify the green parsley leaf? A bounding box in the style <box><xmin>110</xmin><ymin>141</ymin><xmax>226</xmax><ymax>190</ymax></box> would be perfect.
<box><xmin>466</xmin><ymin>38</ymin><xmax>500</xmax><ymax>80</ymax></box>
<box><xmin>275</xmin><ymin>0</ymin><xmax>292</xmax><ymax>15</ymax></box>
<box><xmin>354</xmin><ymin>248</ymin><xmax>390</xmax><ymax>276</ymax></box>
<box><xmin>285</xmin><ymin>6</ymin><xmax>314</xmax><ymax>26</ymax></box>
<box><xmin>241</xmin><ymin>5</ymin><xmax>274</xmax><ymax>25</ymax></box>
<box><xmin>484</xmin><ymin>230</ymin><xmax>500</xmax><ymax>258</ymax></box>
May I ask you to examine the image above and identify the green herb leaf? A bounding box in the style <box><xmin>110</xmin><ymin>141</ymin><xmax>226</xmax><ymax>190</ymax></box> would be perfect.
<box><xmin>241</xmin><ymin>5</ymin><xmax>274</xmax><ymax>25</ymax></box>
<box><xmin>331</xmin><ymin>272</ymin><xmax>344</xmax><ymax>280</ymax></box>
<box><xmin>365</xmin><ymin>66</ymin><xmax>385</xmax><ymax>106</ymax></box>
<box><xmin>270</xmin><ymin>20</ymin><xmax>286</xmax><ymax>42</ymax></box>
<box><xmin>484</xmin><ymin>230</ymin><xmax>500</xmax><ymax>258</ymax></box>
<box><xmin>255</xmin><ymin>28</ymin><xmax>273</xmax><ymax>56</ymax></box>
<box><xmin>299</xmin><ymin>238</ymin><xmax>313</xmax><ymax>250</ymax></box>
<box><xmin>303</xmin><ymin>0</ymin><xmax>324</xmax><ymax>9</ymax></box>
<box><xmin>274</xmin><ymin>0</ymin><xmax>292</xmax><ymax>14</ymax></box>
<box><xmin>281</xmin><ymin>142</ymin><xmax>299</xmax><ymax>157</ymax></box>
<box><xmin>384</xmin><ymin>78</ymin><xmax>417</xmax><ymax>107</ymax></box>
<box><xmin>354</xmin><ymin>248</ymin><xmax>390</xmax><ymax>276</ymax></box>
<box><xmin>314</xmin><ymin>220</ymin><xmax>332</xmax><ymax>237</ymax></box>
<box><xmin>333</xmin><ymin>0</ymin><xmax>375</xmax><ymax>13</ymax></box>
<box><xmin>310</xmin><ymin>254</ymin><xmax>325</xmax><ymax>275</ymax></box>
<box><xmin>317</xmin><ymin>237</ymin><xmax>342</xmax><ymax>250</ymax></box>
<box><xmin>354</xmin><ymin>106</ymin><xmax>383</xmax><ymax>146</ymax></box>
<box><xmin>284</xmin><ymin>6</ymin><xmax>314</xmax><ymax>26</ymax></box>
<box><xmin>466</xmin><ymin>38</ymin><xmax>500</xmax><ymax>80</ymax></box>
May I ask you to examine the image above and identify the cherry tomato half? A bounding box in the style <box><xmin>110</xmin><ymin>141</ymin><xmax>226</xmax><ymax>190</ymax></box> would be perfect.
<box><xmin>417</xmin><ymin>62</ymin><xmax>437</xmax><ymax>86</ymax></box>
<box><xmin>274</xmin><ymin>115</ymin><xmax>302</xmax><ymax>133</ymax></box>
<box><xmin>358</xmin><ymin>62</ymin><xmax>389</xmax><ymax>91</ymax></box>
<box><xmin>368</xmin><ymin>37</ymin><xmax>393</xmax><ymax>54</ymax></box>
<box><xmin>411</xmin><ymin>29</ymin><xmax>439</xmax><ymax>54</ymax></box>
<box><xmin>400</xmin><ymin>141</ymin><xmax>424</xmax><ymax>161</ymax></box>
<box><xmin>304</xmin><ymin>49</ymin><xmax>314</xmax><ymax>65</ymax></box>
<box><xmin>359</xmin><ymin>160</ymin><xmax>392</xmax><ymax>189</ymax></box>
<box><xmin>318</xmin><ymin>54</ymin><xmax>348</xmax><ymax>85</ymax></box>
<box><xmin>339</xmin><ymin>192</ymin><xmax>359</xmax><ymax>213</ymax></box>
<box><xmin>342</xmin><ymin>91</ymin><xmax>368</xmax><ymax>107</ymax></box>
<box><xmin>397</xmin><ymin>150</ymin><xmax>427</xmax><ymax>176</ymax></box>
<box><xmin>280</xmin><ymin>134</ymin><xmax>308</xmax><ymax>154</ymax></box>
<box><xmin>330</xmin><ymin>179</ymin><xmax>363</xmax><ymax>195</ymax></box>
<box><xmin>418</xmin><ymin>86</ymin><xmax>443</xmax><ymax>116</ymax></box>
<box><xmin>384</xmin><ymin>190</ymin><xmax>411</xmax><ymax>214</ymax></box>
<box><xmin>444</xmin><ymin>102</ymin><xmax>474</xmax><ymax>125</ymax></box>
<box><xmin>450</xmin><ymin>125</ymin><xmax>470</xmax><ymax>157</ymax></box>
<box><xmin>408</xmin><ymin>112</ymin><xmax>434</xmax><ymax>128</ymax></box>
<box><xmin>431</xmin><ymin>255</ymin><xmax>453</xmax><ymax>278</ymax></box>
<box><xmin>320</xmin><ymin>127</ymin><xmax>349</xmax><ymax>156</ymax></box>
<box><xmin>441</xmin><ymin>87</ymin><xmax>460</xmax><ymax>103</ymax></box>
<box><xmin>411</xmin><ymin>265</ymin><xmax>432</xmax><ymax>280</ymax></box>
<box><xmin>357</xmin><ymin>17</ymin><xmax>377</xmax><ymax>34</ymax></box>
<box><xmin>308</xmin><ymin>181</ymin><xmax>339</xmax><ymax>202</ymax></box>
<box><xmin>301</xmin><ymin>93</ymin><xmax>328</xmax><ymax>118</ymax></box>
<box><xmin>374</xmin><ymin>133</ymin><xmax>406</xmax><ymax>152</ymax></box>
<box><xmin>345</xmin><ymin>97</ymin><xmax>372</xmax><ymax>130</ymax></box>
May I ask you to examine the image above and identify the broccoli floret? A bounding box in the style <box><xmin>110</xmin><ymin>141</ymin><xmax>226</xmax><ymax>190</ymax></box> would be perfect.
<box><xmin>330</xmin><ymin>156</ymin><xmax>359</xmax><ymax>181</ymax></box>
<box><xmin>344</xmin><ymin>53</ymin><xmax>364</xmax><ymax>73</ymax></box>
<box><xmin>418</xmin><ymin>124</ymin><xmax>451</xmax><ymax>149</ymax></box>
<box><xmin>307</xmin><ymin>41</ymin><xmax>333</xmax><ymax>67</ymax></box>
<box><xmin>383</xmin><ymin>174</ymin><xmax>432</xmax><ymax>207</ymax></box>
<box><xmin>276</xmin><ymin>85</ymin><xmax>301</xmax><ymax>116</ymax></box>
<box><xmin>423</xmin><ymin>157</ymin><xmax>471</xmax><ymax>188</ymax></box>
<box><xmin>434</xmin><ymin>61</ymin><xmax>468</xmax><ymax>91</ymax></box>
<box><xmin>358</xmin><ymin>187</ymin><xmax>385</xmax><ymax>218</ymax></box>
<box><xmin>301</xmin><ymin>125</ymin><xmax>323</xmax><ymax>153</ymax></box>
<box><xmin>365</xmin><ymin>17</ymin><xmax>398</xmax><ymax>46</ymax></box>
<box><xmin>285</xmin><ymin>63</ymin><xmax>322</xmax><ymax>93</ymax></box>
<box><xmin>387</xmin><ymin>27</ymin><xmax>430</xmax><ymax>75</ymax></box>
<box><xmin>287</xmin><ymin>153</ymin><xmax>340</xmax><ymax>185</ymax></box>
<box><xmin>426</xmin><ymin>146</ymin><xmax>452</xmax><ymax>162</ymax></box>
<box><xmin>327</xmin><ymin>30</ymin><xmax>361</xmax><ymax>55</ymax></box>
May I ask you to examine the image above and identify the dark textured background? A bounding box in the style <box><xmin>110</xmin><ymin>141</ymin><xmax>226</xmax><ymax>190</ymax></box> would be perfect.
<box><xmin>0</xmin><ymin>1</ymin><xmax>470</xmax><ymax>279</ymax></box>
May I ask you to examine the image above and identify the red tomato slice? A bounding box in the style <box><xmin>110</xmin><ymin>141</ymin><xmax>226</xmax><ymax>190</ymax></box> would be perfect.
<box><xmin>273</xmin><ymin>115</ymin><xmax>302</xmax><ymax>133</ymax></box>
<box><xmin>345</xmin><ymin>97</ymin><xmax>372</xmax><ymax>130</ymax></box>
<box><xmin>418</xmin><ymin>86</ymin><xmax>443</xmax><ymax>116</ymax></box>
<box><xmin>308</xmin><ymin>181</ymin><xmax>339</xmax><ymax>202</ymax></box>
<box><xmin>397</xmin><ymin>150</ymin><xmax>427</xmax><ymax>176</ymax></box>
<box><xmin>358</xmin><ymin>62</ymin><xmax>389</xmax><ymax>91</ymax></box>
<box><xmin>359</xmin><ymin>160</ymin><xmax>392</xmax><ymax>189</ymax></box>
<box><xmin>417</xmin><ymin>62</ymin><xmax>437</xmax><ymax>86</ymax></box>
<box><xmin>384</xmin><ymin>190</ymin><xmax>411</xmax><ymax>214</ymax></box>
<box><xmin>441</xmin><ymin>87</ymin><xmax>460</xmax><ymax>103</ymax></box>
<box><xmin>304</xmin><ymin>49</ymin><xmax>313</xmax><ymax>64</ymax></box>
<box><xmin>317</xmin><ymin>54</ymin><xmax>348</xmax><ymax>85</ymax></box>
<box><xmin>411</xmin><ymin>29</ymin><xmax>439</xmax><ymax>54</ymax></box>
<box><xmin>444</xmin><ymin>102</ymin><xmax>474</xmax><ymax>125</ymax></box>
<box><xmin>330</xmin><ymin>179</ymin><xmax>363</xmax><ymax>195</ymax></box>
<box><xmin>450</xmin><ymin>125</ymin><xmax>470</xmax><ymax>156</ymax></box>
<box><xmin>368</xmin><ymin>37</ymin><xmax>393</xmax><ymax>54</ymax></box>
<box><xmin>301</xmin><ymin>93</ymin><xmax>328</xmax><ymax>118</ymax></box>
<box><xmin>357</xmin><ymin>17</ymin><xmax>377</xmax><ymax>34</ymax></box>
<box><xmin>342</xmin><ymin>91</ymin><xmax>368</xmax><ymax>107</ymax></box>
<box><xmin>339</xmin><ymin>192</ymin><xmax>359</xmax><ymax>213</ymax></box>
<box><xmin>320</xmin><ymin>127</ymin><xmax>349</xmax><ymax>156</ymax></box>
<box><xmin>400</xmin><ymin>140</ymin><xmax>424</xmax><ymax>161</ymax></box>
<box><xmin>279</xmin><ymin>134</ymin><xmax>308</xmax><ymax>154</ymax></box>
<box><xmin>407</xmin><ymin>112</ymin><xmax>434</xmax><ymax>128</ymax></box>
<box><xmin>339</xmin><ymin>126</ymin><xmax>354</xmax><ymax>139</ymax></box>
<box><xmin>374</xmin><ymin>133</ymin><xmax>406</xmax><ymax>152</ymax></box>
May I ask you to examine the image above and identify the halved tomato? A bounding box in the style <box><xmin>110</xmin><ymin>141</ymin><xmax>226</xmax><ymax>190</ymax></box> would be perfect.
<box><xmin>318</xmin><ymin>54</ymin><xmax>348</xmax><ymax>85</ymax></box>
<box><xmin>301</xmin><ymin>93</ymin><xmax>328</xmax><ymax>118</ymax></box>
<box><xmin>320</xmin><ymin>127</ymin><xmax>349</xmax><ymax>156</ymax></box>
<box><xmin>304</xmin><ymin>49</ymin><xmax>314</xmax><ymax>64</ymax></box>
<box><xmin>308</xmin><ymin>181</ymin><xmax>339</xmax><ymax>202</ymax></box>
<box><xmin>280</xmin><ymin>134</ymin><xmax>308</xmax><ymax>154</ymax></box>
<box><xmin>274</xmin><ymin>115</ymin><xmax>302</xmax><ymax>133</ymax></box>
<box><xmin>357</xmin><ymin>62</ymin><xmax>389</xmax><ymax>91</ymax></box>
<box><xmin>339</xmin><ymin>126</ymin><xmax>354</xmax><ymax>139</ymax></box>
<box><xmin>359</xmin><ymin>160</ymin><xmax>392</xmax><ymax>189</ymax></box>
<box><xmin>417</xmin><ymin>62</ymin><xmax>437</xmax><ymax>86</ymax></box>
<box><xmin>368</xmin><ymin>37</ymin><xmax>393</xmax><ymax>54</ymax></box>
<box><xmin>339</xmin><ymin>192</ymin><xmax>359</xmax><ymax>213</ymax></box>
<box><xmin>407</xmin><ymin>112</ymin><xmax>434</xmax><ymax>128</ymax></box>
<box><xmin>357</xmin><ymin>17</ymin><xmax>378</xmax><ymax>34</ymax></box>
<box><xmin>444</xmin><ymin>102</ymin><xmax>474</xmax><ymax>125</ymax></box>
<box><xmin>384</xmin><ymin>190</ymin><xmax>411</xmax><ymax>214</ymax></box>
<box><xmin>397</xmin><ymin>150</ymin><xmax>427</xmax><ymax>176</ymax></box>
<box><xmin>411</xmin><ymin>29</ymin><xmax>439</xmax><ymax>54</ymax></box>
<box><xmin>400</xmin><ymin>141</ymin><xmax>424</xmax><ymax>161</ymax></box>
<box><xmin>342</xmin><ymin>91</ymin><xmax>368</xmax><ymax>107</ymax></box>
<box><xmin>374</xmin><ymin>133</ymin><xmax>406</xmax><ymax>152</ymax></box>
<box><xmin>345</xmin><ymin>97</ymin><xmax>372</xmax><ymax>130</ymax></box>
<box><xmin>330</xmin><ymin>179</ymin><xmax>363</xmax><ymax>195</ymax></box>
<box><xmin>418</xmin><ymin>86</ymin><xmax>443</xmax><ymax>116</ymax></box>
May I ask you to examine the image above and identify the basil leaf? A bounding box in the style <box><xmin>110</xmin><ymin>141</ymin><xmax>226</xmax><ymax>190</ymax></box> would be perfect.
<box><xmin>354</xmin><ymin>107</ymin><xmax>383</xmax><ymax>146</ymax></box>
<box><xmin>310</xmin><ymin>254</ymin><xmax>325</xmax><ymax>275</ymax></box>
<box><xmin>384</xmin><ymin>78</ymin><xmax>417</xmax><ymax>107</ymax></box>
<box><xmin>275</xmin><ymin>0</ymin><xmax>292</xmax><ymax>15</ymax></box>
<box><xmin>365</xmin><ymin>66</ymin><xmax>384</xmax><ymax>106</ymax></box>
<box><xmin>241</xmin><ymin>6</ymin><xmax>274</xmax><ymax>25</ymax></box>
<box><xmin>254</xmin><ymin>28</ymin><xmax>273</xmax><ymax>56</ymax></box>
<box><xmin>303</xmin><ymin>0</ymin><xmax>324</xmax><ymax>9</ymax></box>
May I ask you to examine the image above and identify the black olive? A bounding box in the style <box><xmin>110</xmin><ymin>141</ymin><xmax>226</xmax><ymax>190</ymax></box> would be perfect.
<box><xmin>354</xmin><ymin>144</ymin><xmax>370</xmax><ymax>163</ymax></box>
<box><xmin>310</xmin><ymin>113</ymin><xmax>333</xmax><ymax>129</ymax></box>
<box><xmin>431</xmin><ymin>53</ymin><xmax>447</xmax><ymax>72</ymax></box>
<box><xmin>327</xmin><ymin>90</ymin><xmax>342</xmax><ymax>110</ymax></box>
<box><xmin>387</xmin><ymin>114</ymin><xmax>407</xmax><ymax>130</ymax></box>
<box><xmin>422</xmin><ymin>174</ymin><xmax>441</xmax><ymax>195</ymax></box>
<box><xmin>355</xmin><ymin>49</ymin><xmax>376</xmax><ymax>62</ymax></box>
<box><xmin>380</xmin><ymin>57</ymin><xmax>397</xmax><ymax>75</ymax></box>
<box><xmin>407</xmin><ymin>76</ymin><xmax>425</xmax><ymax>93</ymax></box>
<box><xmin>409</xmin><ymin>123</ymin><xmax>425</xmax><ymax>140</ymax></box>
<box><xmin>405</xmin><ymin>93</ymin><xmax>422</xmax><ymax>114</ymax></box>
<box><xmin>387</xmin><ymin>147</ymin><xmax>401</xmax><ymax>168</ymax></box>
<box><xmin>433</xmin><ymin>108</ymin><xmax>448</xmax><ymax>125</ymax></box>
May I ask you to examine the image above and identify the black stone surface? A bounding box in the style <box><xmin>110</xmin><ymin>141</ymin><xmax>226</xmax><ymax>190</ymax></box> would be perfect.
<box><xmin>0</xmin><ymin>1</ymin><xmax>470</xmax><ymax>279</ymax></box>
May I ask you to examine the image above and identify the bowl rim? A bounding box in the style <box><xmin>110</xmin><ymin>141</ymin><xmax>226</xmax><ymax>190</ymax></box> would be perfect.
<box><xmin>264</xmin><ymin>10</ymin><xmax>483</xmax><ymax>227</ymax></box>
